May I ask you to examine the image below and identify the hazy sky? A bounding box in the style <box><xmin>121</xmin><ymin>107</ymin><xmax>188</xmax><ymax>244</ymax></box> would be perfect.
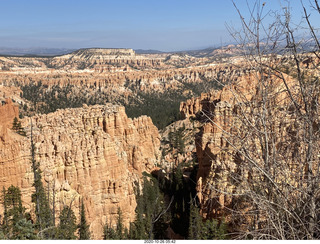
<box><xmin>0</xmin><ymin>0</ymin><xmax>318</xmax><ymax>51</ymax></box>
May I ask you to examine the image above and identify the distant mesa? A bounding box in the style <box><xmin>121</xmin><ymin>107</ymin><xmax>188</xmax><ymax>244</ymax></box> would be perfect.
<box><xmin>0</xmin><ymin>47</ymin><xmax>139</xmax><ymax>58</ymax></box>
<box><xmin>71</xmin><ymin>48</ymin><xmax>136</xmax><ymax>57</ymax></box>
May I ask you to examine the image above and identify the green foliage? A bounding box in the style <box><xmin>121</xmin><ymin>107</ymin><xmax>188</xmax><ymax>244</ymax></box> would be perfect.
<box><xmin>11</xmin><ymin>117</ymin><xmax>19</xmax><ymax>131</ymax></box>
<box><xmin>125</xmin><ymin>77</ymin><xmax>222</xmax><ymax>129</ymax></box>
<box><xmin>103</xmin><ymin>208</ymin><xmax>129</xmax><ymax>240</ymax></box>
<box><xmin>20</xmin><ymin>78</ymin><xmax>221</xmax><ymax>130</ymax></box>
<box><xmin>56</xmin><ymin>205</ymin><xmax>77</xmax><ymax>240</ymax></box>
<box><xmin>168</xmin><ymin>165</ymin><xmax>190</xmax><ymax>237</ymax></box>
<box><xmin>31</xmin><ymin>164</ymin><xmax>52</xmax><ymax>231</ymax></box>
<box><xmin>30</xmin><ymin>138</ymin><xmax>52</xmax><ymax>238</ymax></box>
<box><xmin>125</xmin><ymin>91</ymin><xmax>183</xmax><ymax>129</ymax></box>
<box><xmin>188</xmin><ymin>200</ymin><xmax>227</xmax><ymax>240</ymax></box>
<box><xmin>14</xmin><ymin>219</ymin><xmax>37</xmax><ymax>240</ymax></box>
<box><xmin>21</xmin><ymin>83</ymin><xmax>90</xmax><ymax>114</ymax></box>
<box><xmin>11</xmin><ymin>117</ymin><xmax>26</xmax><ymax>136</ymax></box>
<box><xmin>101</xmin><ymin>165</ymin><xmax>227</xmax><ymax>240</ymax></box>
<box><xmin>0</xmin><ymin>229</ymin><xmax>5</xmax><ymax>240</ymax></box>
<box><xmin>188</xmin><ymin>199</ymin><xmax>202</xmax><ymax>240</ymax></box>
<box><xmin>168</xmin><ymin>125</ymin><xmax>186</xmax><ymax>155</ymax></box>
<box><xmin>130</xmin><ymin>175</ymin><xmax>167</xmax><ymax>239</ymax></box>
<box><xmin>1</xmin><ymin>185</ymin><xmax>36</xmax><ymax>240</ymax></box>
<box><xmin>201</xmin><ymin>218</ymin><xmax>227</xmax><ymax>240</ymax></box>
<box><xmin>103</xmin><ymin>219</ymin><xmax>118</xmax><ymax>240</ymax></box>
<box><xmin>78</xmin><ymin>200</ymin><xmax>91</xmax><ymax>240</ymax></box>
<box><xmin>115</xmin><ymin>208</ymin><xmax>125</xmax><ymax>239</ymax></box>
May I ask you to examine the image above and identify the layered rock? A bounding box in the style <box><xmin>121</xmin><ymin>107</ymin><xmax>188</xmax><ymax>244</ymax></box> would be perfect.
<box><xmin>0</xmin><ymin>98</ymin><xmax>19</xmax><ymax>132</ymax></box>
<box><xmin>0</xmin><ymin>48</ymin><xmax>164</xmax><ymax>72</ymax></box>
<box><xmin>179</xmin><ymin>65</ymin><xmax>309</xmax><ymax>232</ymax></box>
<box><xmin>0</xmin><ymin>103</ymin><xmax>160</xmax><ymax>239</ymax></box>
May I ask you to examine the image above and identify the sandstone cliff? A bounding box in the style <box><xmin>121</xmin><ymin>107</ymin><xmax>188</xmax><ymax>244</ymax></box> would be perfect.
<box><xmin>0</xmin><ymin>98</ymin><xmax>19</xmax><ymax>131</ymax></box>
<box><xmin>179</xmin><ymin>60</ymin><xmax>320</xmax><ymax>235</ymax></box>
<box><xmin>0</xmin><ymin>101</ymin><xmax>160</xmax><ymax>239</ymax></box>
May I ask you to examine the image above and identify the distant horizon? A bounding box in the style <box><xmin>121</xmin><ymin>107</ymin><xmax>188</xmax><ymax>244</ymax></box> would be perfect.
<box><xmin>0</xmin><ymin>44</ymin><xmax>231</xmax><ymax>56</ymax></box>
<box><xmin>1</xmin><ymin>1</ymin><xmax>315</xmax><ymax>53</ymax></box>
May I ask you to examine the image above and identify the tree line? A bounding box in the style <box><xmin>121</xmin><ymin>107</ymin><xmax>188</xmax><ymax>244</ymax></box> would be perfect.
<box><xmin>0</xmin><ymin>185</ymin><xmax>90</xmax><ymax>240</ymax></box>
<box><xmin>20</xmin><ymin>78</ymin><xmax>221</xmax><ymax>129</ymax></box>
<box><xmin>0</xmin><ymin>162</ymin><xmax>227</xmax><ymax>240</ymax></box>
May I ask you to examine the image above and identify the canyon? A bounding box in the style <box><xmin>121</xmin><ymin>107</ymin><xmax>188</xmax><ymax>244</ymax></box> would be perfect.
<box><xmin>0</xmin><ymin>48</ymin><xmax>228</xmax><ymax>238</ymax></box>
<box><xmin>1</xmin><ymin>47</ymin><xmax>319</xmax><ymax>239</ymax></box>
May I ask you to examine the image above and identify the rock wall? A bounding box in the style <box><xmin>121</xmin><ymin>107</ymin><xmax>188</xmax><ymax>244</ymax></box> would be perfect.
<box><xmin>0</xmin><ymin>98</ymin><xmax>19</xmax><ymax>131</ymax></box>
<box><xmin>0</xmin><ymin>103</ymin><xmax>160</xmax><ymax>239</ymax></box>
<box><xmin>179</xmin><ymin>68</ymin><xmax>304</xmax><ymax>229</ymax></box>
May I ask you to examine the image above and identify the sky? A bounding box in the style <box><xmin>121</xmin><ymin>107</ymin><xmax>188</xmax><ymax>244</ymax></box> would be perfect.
<box><xmin>0</xmin><ymin>0</ymin><xmax>319</xmax><ymax>52</ymax></box>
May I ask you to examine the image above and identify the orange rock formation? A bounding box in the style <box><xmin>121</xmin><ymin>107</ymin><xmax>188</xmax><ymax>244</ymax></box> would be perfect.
<box><xmin>0</xmin><ymin>102</ymin><xmax>160</xmax><ymax>239</ymax></box>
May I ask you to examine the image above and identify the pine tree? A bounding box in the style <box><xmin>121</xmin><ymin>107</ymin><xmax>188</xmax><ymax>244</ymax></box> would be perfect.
<box><xmin>6</xmin><ymin>186</ymin><xmax>25</xmax><ymax>229</ymax></box>
<box><xmin>116</xmin><ymin>207</ymin><xmax>124</xmax><ymax>240</ymax></box>
<box><xmin>168</xmin><ymin>127</ymin><xmax>186</xmax><ymax>155</ymax></box>
<box><xmin>78</xmin><ymin>199</ymin><xmax>91</xmax><ymax>240</ymax></box>
<box><xmin>14</xmin><ymin>219</ymin><xmax>37</xmax><ymax>240</ymax></box>
<box><xmin>200</xmin><ymin>219</ymin><xmax>227</xmax><ymax>240</ymax></box>
<box><xmin>103</xmin><ymin>208</ymin><xmax>128</xmax><ymax>240</ymax></box>
<box><xmin>11</xmin><ymin>117</ymin><xmax>20</xmax><ymax>132</ymax></box>
<box><xmin>31</xmin><ymin>155</ymin><xmax>52</xmax><ymax>233</ymax></box>
<box><xmin>56</xmin><ymin>205</ymin><xmax>77</xmax><ymax>240</ymax></box>
<box><xmin>175</xmin><ymin>126</ymin><xmax>185</xmax><ymax>154</ymax></box>
<box><xmin>187</xmin><ymin>197</ymin><xmax>227</xmax><ymax>240</ymax></box>
<box><xmin>11</xmin><ymin>117</ymin><xmax>26</xmax><ymax>136</ymax></box>
<box><xmin>130</xmin><ymin>174</ymin><xmax>167</xmax><ymax>239</ymax></box>
<box><xmin>130</xmin><ymin>191</ymin><xmax>146</xmax><ymax>239</ymax></box>
<box><xmin>30</xmin><ymin>121</ymin><xmax>52</xmax><ymax>238</ymax></box>
<box><xmin>1</xmin><ymin>186</ymin><xmax>36</xmax><ymax>240</ymax></box>
<box><xmin>1</xmin><ymin>187</ymin><xmax>9</xmax><ymax>236</ymax></box>
<box><xmin>188</xmin><ymin>199</ymin><xmax>202</xmax><ymax>240</ymax></box>
<box><xmin>2</xmin><ymin>186</ymin><xmax>26</xmax><ymax>238</ymax></box>
<box><xmin>103</xmin><ymin>218</ymin><xmax>118</xmax><ymax>240</ymax></box>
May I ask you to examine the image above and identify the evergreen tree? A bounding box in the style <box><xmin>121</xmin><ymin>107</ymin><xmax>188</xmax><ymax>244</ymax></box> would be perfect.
<box><xmin>130</xmin><ymin>174</ymin><xmax>167</xmax><ymax>239</ymax></box>
<box><xmin>31</xmin><ymin>154</ymin><xmax>52</xmax><ymax>234</ymax></box>
<box><xmin>175</xmin><ymin>126</ymin><xmax>185</xmax><ymax>154</ymax></box>
<box><xmin>11</xmin><ymin>117</ymin><xmax>26</xmax><ymax>136</ymax></box>
<box><xmin>6</xmin><ymin>186</ymin><xmax>26</xmax><ymax>235</ymax></box>
<box><xmin>12</xmin><ymin>117</ymin><xmax>20</xmax><ymax>131</ymax></box>
<box><xmin>56</xmin><ymin>205</ymin><xmax>77</xmax><ymax>240</ymax></box>
<box><xmin>14</xmin><ymin>219</ymin><xmax>37</xmax><ymax>240</ymax></box>
<box><xmin>1</xmin><ymin>187</ymin><xmax>9</xmax><ymax>236</ymax></box>
<box><xmin>30</xmin><ymin>123</ymin><xmax>52</xmax><ymax>238</ymax></box>
<box><xmin>103</xmin><ymin>208</ymin><xmax>129</xmax><ymax>240</ymax></box>
<box><xmin>1</xmin><ymin>186</ymin><xmax>25</xmax><ymax>238</ymax></box>
<box><xmin>200</xmin><ymin>219</ymin><xmax>227</xmax><ymax>240</ymax></box>
<box><xmin>168</xmin><ymin>165</ymin><xmax>191</xmax><ymax>237</ymax></box>
<box><xmin>1</xmin><ymin>185</ymin><xmax>36</xmax><ymax>240</ymax></box>
<box><xmin>78</xmin><ymin>199</ymin><xmax>91</xmax><ymax>240</ymax></box>
<box><xmin>116</xmin><ymin>207</ymin><xmax>124</xmax><ymax>240</ymax></box>
<box><xmin>187</xmin><ymin>199</ymin><xmax>227</xmax><ymax>240</ymax></box>
<box><xmin>168</xmin><ymin>127</ymin><xmax>186</xmax><ymax>155</ymax></box>
<box><xmin>103</xmin><ymin>218</ymin><xmax>118</xmax><ymax>240</ymax></box>
<box><xmin>188</xmin><ymin>199</ymin><xmax>202</xmax><ymax>240</ymax></box>
<box><xmin>130</xmin><ymin>193</ymin><xmax>146</xmax><ymax>239</ymax></box>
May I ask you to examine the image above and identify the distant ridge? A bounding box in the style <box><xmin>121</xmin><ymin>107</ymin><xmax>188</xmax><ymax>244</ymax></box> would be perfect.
<box><xmin>0</xmin><ymin>47</ymin><xmax>76</xmax><ymax>57</ymax></box>
<box><xmin>134</xmin><ymin>49</ymin><xmax>165</xmax><ymax>54</ymax></box>
<box><xmin>0</xmin><ymin>45</ymin><xmax>252</xmax><ymax>58</ymax></box>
